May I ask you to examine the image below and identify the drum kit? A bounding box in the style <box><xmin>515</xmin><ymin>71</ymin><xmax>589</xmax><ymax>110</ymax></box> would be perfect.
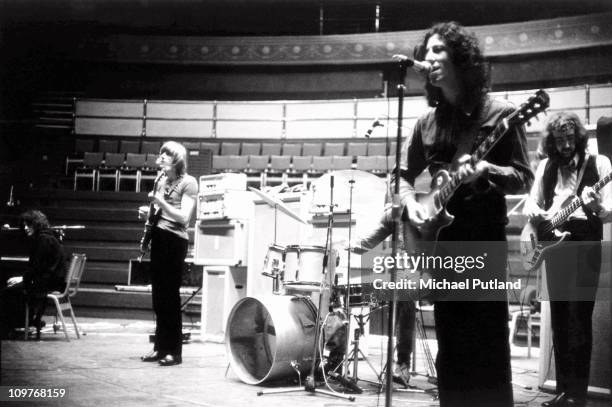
<box><xmin>225</xmin><ymin>170</ymin><xmax>389</xmax><ymax>399</ymax></box>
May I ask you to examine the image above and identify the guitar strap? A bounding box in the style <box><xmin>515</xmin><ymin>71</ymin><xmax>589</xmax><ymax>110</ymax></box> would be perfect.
<box><xmin>571</xmin><ymin>153</ymin><xmax>589</xmax><ymax>196</ymax></box>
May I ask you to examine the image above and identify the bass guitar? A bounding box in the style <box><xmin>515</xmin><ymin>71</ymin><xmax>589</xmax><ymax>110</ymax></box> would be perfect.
<box><xmin>410</xmin><ymin>90</ymin><xmax>550</xmax><ymax>243</ymax></box>
<box><xmin>138</xmin><ymin>171</ymin><xmax>164</xmax><ymax>262</ymax></box>
<box><xmin>520</xmin><ymin>170</ymin><xmax>612</xmax><ymax>272</ymax></box>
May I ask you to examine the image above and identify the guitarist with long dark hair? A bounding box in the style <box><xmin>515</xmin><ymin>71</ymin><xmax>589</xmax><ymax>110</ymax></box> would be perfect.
<box><xmin>140</xmin><ymin>141</ymin><xmax>198</xmax><ymax>367</ymax></box>
<box><xmin>398</xmin><ymin>22</ymin><xmax>533</xmax><ymax>407</ymax></box>
<box><xmin>523</xmin><ymin>112</ymin><xmax>612</xmax><ymax>407</ymax></box>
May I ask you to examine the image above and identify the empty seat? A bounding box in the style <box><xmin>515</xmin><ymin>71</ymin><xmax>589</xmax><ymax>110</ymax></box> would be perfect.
<box><xmin>367</xmin><ymin>142</ymin><xmax>387</xmax><ymax>156</ymax></box>
<box><xmin>261</xmin><ymin>143</ymin><xmax>281</xmax><ymax>156</ymax></box>
<box><xmin>97</xmin><ymin>152</ymin><xmax>125</xmax><ymax>191</ymax></box>
<box><xmin>355</xmin><ymin>155</ymin><xmax>377</xmax><ymax>172</ymax></box>
<box><xmin>346</xmin><ymin>143</ymin><xmax>367</xmax><ymax>157</ymax></box>
<box><xmin>269</xmin><ymin>155</ymin><xmax>292</xmax><ymax>173</ymax></box>
<box><xmin>220</xmin><ymin>142</ymin><xmax>240</xmax><ymax>155</ymax></box>
<box><xmin>291</xmin><ymin>156</ymin><xmax>312</xmax><ymax>173</ymax></box>
<box><xmin>200</xmin><ymin>142</ymin><xmax>220</xmax><ymax>155</ymax></box>
<box><xmin>98</xmin><ymin>139</ymin><xmax>119</xmax><ymax>153</ymax></box>
<box><xmin>65</xmin><ymin>138</ymin><xmax>95</xmax><ymax>175</ymax></box>
<box><xmin>74</xmin><ymin>152</ymin><xmax>104</xmax><ymax>191</ymax></box>
<box><xmin>247</xmin><ymin>155</ymin><xmax>269</xmax><ymax>172</ymax></box>
<box><xmin>372</xmin><ymin>155</ymin><xmax>392</xmax><ymax>174</ymax></box>
<box><xmin>324</xmin><ymin>142</ymin><xmax>345</xmax><ymax>156</ymax></box>
<box><xmin>282</xmin><ymin>143</ymin><xmax>301</xmax><ymax>157</ymax></box>
<box><xmin>310</xmin><ymin>156</ymin><xmax>333</xmax><ymax>174</ymax></box>
<box><xmin>140</xmin><ymin>154</ymin><xmax>162</xmax><ymax>191</ymax></box>
<box><xmin>120</xmin><ymin>140</ymin><xmax>140</xmax><ymax>154</ymax></box>
<box><xmin>332</xmin><ymin>155</ymin><xmax>353</xmax><ymax>170</ymax></box>
<box><xmin>141</xmin><ymin>140</ymin><xmax>161</xmax><ymax>155</ymax></box>
<box><xmin>212</xmin><ymin>155</ymin><xmax>229</xmax><ymax>173</ymax></box>
<box><xmin>183</xmin><ymin>141</ymin><xmax>200</xmax><ymax>151</ymax></box>
<box><xmin>226</xmin><ymin>155</ymin><xmax>249</xmax><ymax>172</ymax></box>
<box><xmin>119</xmin><ymin>153</ymin><xmax>147</xmax><ymax>192</ymax></box>
<box><xmin>302</xmin><ymin>143</ymin><xmax>322</xmax><ymax>156</ymax></box>
<box><xmin>241</xmin><ymin>142</ymin><xmax>261</xmax><ymax>156</ymax></box>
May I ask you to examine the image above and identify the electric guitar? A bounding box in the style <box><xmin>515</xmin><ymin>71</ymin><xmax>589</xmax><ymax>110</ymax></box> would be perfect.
<box><xmin>138</xmin><ymin>172</ymin><xmax>164</xmax><ymax>262</ymax></box>
<box><xmin>409</xmin><ymin>90</ymin><xmax>550</xmax><ymax>243</ymax></box>
<box><xmin>520</xmin><ymin>171</ymin><xmax>612</xmax><ymax>272</ymax></box>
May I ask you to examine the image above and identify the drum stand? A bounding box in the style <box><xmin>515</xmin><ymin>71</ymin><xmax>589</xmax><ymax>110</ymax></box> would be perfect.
<box><xmin>257</xmin><ymin>175</ymin><xmax>355</xmax><ymax>402</ymax></box>
<box><xmin>331</xmin><ymin>306</ymin><xmax>382</xmax><ymax>391</ymax></box>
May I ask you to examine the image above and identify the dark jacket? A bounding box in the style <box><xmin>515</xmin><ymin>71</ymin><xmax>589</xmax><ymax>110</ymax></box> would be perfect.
<box><xmin>24</xmin><ymin>229</ymin><xmax>67</xmax><ymax>296</ymax></box>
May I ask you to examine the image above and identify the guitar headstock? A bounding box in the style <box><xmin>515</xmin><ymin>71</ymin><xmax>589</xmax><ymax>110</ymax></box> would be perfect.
<box><xmin>512</xmin><ymin>89</ymin><xmax>550</xmax><ymax>126</ymax></box>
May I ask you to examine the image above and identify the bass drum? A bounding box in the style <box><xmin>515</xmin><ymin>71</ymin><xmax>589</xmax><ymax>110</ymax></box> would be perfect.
<box><xmin>225</xmin><ymin>295</ymin><xmax>318</xmax><ymax>384</ymax></box>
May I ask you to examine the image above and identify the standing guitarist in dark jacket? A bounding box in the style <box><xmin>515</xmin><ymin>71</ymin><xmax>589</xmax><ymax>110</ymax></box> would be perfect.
<box><xmin>399</xmin><ymin>22</ymin><xmax>533</xmax><ymax>407</ymax></box>
<box><xmin>523</xmin><ymin>112</ymin><xmax>612</xmax><ymax>407</ymax></box>
<box><xmin>140</xmin><ymin>141</ymin><xmax>198</xmax><ymax>367</ymax></box>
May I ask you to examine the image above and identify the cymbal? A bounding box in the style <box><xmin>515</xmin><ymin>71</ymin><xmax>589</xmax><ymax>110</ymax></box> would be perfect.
<box><xmin>248</xmin><ymin>186</ymin><xmax>308</xmax><ymax>224</ymax></box>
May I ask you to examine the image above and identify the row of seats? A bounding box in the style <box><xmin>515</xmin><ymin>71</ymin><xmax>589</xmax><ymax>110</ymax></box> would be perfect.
<box><xmin>73</xmin><ymin>152</ymin><xmax>158</xmax><ymax>192</ymax></box>
<box><xmin>199</xmin><ymin>141</ymin><xmax>397</xmax><ymax>157</ymax></box>
<box><xmin>212</xmin><ymin>155</ymin><xmax>395</xmax><ymax>174</ymax></box>
<box><xmin>66</xmin><ymin>139</ymin><xmax>161</xmax><ymax>175</ymax></box>
<box><xmin>67</xmin><ymin>138</ymin><xmax>396</xmax><ymax>159</ymax></box>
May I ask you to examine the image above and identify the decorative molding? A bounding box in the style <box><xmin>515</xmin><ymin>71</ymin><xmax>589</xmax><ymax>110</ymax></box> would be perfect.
<box><xmin>72</xmin><ymin>12</ymin><xmax>612</xmax><ymax>66</ymax></box>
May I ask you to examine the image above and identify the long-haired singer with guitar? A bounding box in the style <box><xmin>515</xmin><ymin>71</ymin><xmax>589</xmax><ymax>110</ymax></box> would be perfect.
<box><xmin>140</xmin><ymin>141</ymin><xmax>198</xmax><ymax>367</ymax></box>
<box><xmin>523</xmin><ymin>112</ymin><xmax>612</xmax><ymax>407</ymax></box>
<box><xmin>399</xmin><ymin>22</ymin><xmax>535</xmax><ymax>407</ymax></box>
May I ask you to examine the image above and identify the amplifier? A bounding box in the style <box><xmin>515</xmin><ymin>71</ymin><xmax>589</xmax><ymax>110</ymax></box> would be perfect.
<box><xmin>197</xmin><ymin>190</ymin><xmax>252</xmax><ymax>220</ymax></box>
<box><xmin>194</xmin><ymin>219</ymin><xmax>248</xmax><ymax>266</ymax></box>
<box><xmin>199</xmin><ymin>173</ymin><xmax>246</xmax><ymax>193</ymax></box>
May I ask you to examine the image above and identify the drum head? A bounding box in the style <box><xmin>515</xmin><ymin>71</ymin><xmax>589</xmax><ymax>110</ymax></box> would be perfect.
<box><xmin>310</xmin><ymin>170</ymin><xmax>388</xmax><ymax>237</ymax></box>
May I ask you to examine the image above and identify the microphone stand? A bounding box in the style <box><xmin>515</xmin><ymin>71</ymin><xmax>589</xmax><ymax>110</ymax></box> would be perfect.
<box><xmin>383</xmin><ymin>58</ymin><xmax>408</xmax><ymax>407</ymax></box>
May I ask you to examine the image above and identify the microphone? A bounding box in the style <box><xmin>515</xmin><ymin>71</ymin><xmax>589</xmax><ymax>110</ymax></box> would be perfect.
<box><xmin>364</xmin><ymin>117</ymin><xmax>384</xmax><ymax>138</ymax></box>
<box><xmin>391</xmin><ymin>54</ymin><xmax>431</xmax><ymax>73</ymax></box>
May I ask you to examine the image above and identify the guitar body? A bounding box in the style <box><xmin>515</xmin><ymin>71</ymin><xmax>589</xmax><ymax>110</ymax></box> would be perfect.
<box><xmin>520</xmin><ymin>220</ymin><xmax>570</xmax><ymax>272</ymax></box>
<box><xmin>138</xmin><ymin>172</ymin><xmax>163</xmax><ymax>261</ymax></box>
<box><xmin>413</xmin><ymin>169</ymin><xmax>455</xmax><ymax>243</ymax></box>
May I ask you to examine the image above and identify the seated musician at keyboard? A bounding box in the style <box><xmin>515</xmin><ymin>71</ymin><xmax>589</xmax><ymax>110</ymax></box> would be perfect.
<box><xmin>349</xmin><ymin>204</ymin><xmax>415</xmax><ymax>387</ymax></box>
<box><xmin>0</xmin><ymin>210</ymin><xmax>67</xmax><ymax>339</ymax></box>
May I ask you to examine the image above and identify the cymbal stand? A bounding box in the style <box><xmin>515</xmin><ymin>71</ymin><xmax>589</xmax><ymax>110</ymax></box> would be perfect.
<box><xmin>257</xmin><ymin>175</ymin><xmax>355</xmax><ymax>402</ymax></box>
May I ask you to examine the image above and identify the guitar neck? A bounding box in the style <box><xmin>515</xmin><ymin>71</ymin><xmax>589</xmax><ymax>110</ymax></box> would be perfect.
<box><xmin>549</xmin><ymin>172</ymin><xmax>612</xmax><ymax>228</ymax></box>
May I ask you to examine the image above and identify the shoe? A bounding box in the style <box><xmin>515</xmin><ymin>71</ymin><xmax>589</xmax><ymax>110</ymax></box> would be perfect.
<box><xmin>392</xmin><ymin>362</ymin><xmax>410</xmax><ymax>387</ymax></box>
<box><xmin>141</xmin><ymin>350</ymin><xmax>160</xmax><ymax>362</ymax></box>
<box><xmin>541</xmin><ymin>393</ymin><xmax>567</xmax><ymax>406</ymax></box>
<box><xmin>158</xmin><ymin>354</ymin><xmax>182</xmax><ymax>366</ymax></box>
<box><xmin>564</xmin><ymin>397</ymin><xmax>586</xmax><ymax>407</ymax></box>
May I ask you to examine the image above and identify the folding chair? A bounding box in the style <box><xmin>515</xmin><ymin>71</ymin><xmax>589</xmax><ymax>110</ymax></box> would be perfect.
<box><xmin>302</xmin><ymin>142</ymin><xmax>322</xmax><ymax>156</ymax></box>
<box><xmin>119</xmin><ymin>153</ymin><xmax>146</xmax><ymax>192</ymax></box>
<box><xmin>74</xmin><ymin>152</ymin><xmax>104</xmax><ymax>191</ymax></box>
<box><xmin>65</xmin><ymin>138</ymin><xmax>94</xmax><ymax>175</ymax></box>
<box><xmin>141</xmin><ymin>140</ymin><xmax>162</xmax><ymax>155</ymax></box>
<box><xmin>140</xmin><ymin>154</ymin><xmax>161</xmax><ymax>191</ymax></box>
<box><xmin>25</xmin><ymin>253</ymin><xmax>87</xmax><ymax>341</ymax></box>
<box><xmin>97</xmin><ymin>152</ymin><xmax>125</xmax><ymax>191</ymax></box>
<box><xmin>324</xmin><ymin>142</ymin><xmax>345</xmax><ymax>156</ymax></box>
<box><xmin>241</xmin><ymin>142</ymin><xmax>261</xmax><ymax>156</ymax></box>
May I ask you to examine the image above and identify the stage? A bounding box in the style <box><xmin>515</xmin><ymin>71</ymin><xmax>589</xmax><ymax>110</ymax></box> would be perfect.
<box><xmin>2</xmin><ymin>317</ymin><xmax>608</xmax><ymax>407</ymax></box>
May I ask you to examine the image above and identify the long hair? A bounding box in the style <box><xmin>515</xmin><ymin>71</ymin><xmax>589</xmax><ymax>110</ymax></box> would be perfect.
<box><xmin>20</xmin><ymin>210</ymin><xmax>50</xmax><ymax>234</ymax></box>
<box><xmin>414</xmin><ymin>21</ymin><xmax>489</xmax><ymax>109</ymax></box>
<box><xmin>541</xmin><ymin>111</ymin><xmax>588</xmax><ymax>163</ymax></box>
<box><xmin>160</xmin><ymin>141</ymin><xmax>187</xmax><ymax>175</ymax></box>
